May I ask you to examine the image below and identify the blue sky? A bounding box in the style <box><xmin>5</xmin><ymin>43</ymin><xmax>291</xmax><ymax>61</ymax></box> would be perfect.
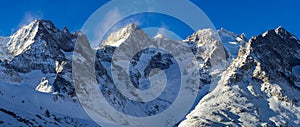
<box><xmin>0</xmin><ymin>0</ymin><xmax>299</xmax><ymax>39</ymax></box>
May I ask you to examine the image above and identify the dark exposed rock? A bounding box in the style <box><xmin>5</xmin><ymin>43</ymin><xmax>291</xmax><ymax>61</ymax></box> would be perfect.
<box><xmin>249</xmin><ymin>27</ymin><xmax>300</xmax><ymax>88</ymax></box>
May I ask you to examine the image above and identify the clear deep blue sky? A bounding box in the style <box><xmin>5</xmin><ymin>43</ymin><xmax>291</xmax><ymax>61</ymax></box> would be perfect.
<box><xmin>0</xmin><ymin>0</ymin><xmax>299</xmax><ymax>39</ymax></box>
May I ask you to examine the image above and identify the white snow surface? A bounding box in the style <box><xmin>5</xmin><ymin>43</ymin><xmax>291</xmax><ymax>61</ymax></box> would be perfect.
<box><xmin>0</xmin><ymin>82</ymin><xmax>97</xmax><ymax>126</ymax></box>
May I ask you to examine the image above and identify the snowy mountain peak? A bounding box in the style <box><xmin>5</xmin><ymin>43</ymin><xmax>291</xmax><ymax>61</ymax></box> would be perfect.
<box><xmin>274</xmin><ymin>26</ymin><xmax>296</xmax><ymax>40</ymax></box>
<box><xmin>7</xmin><ymin>20</ymin><xmax>40</xmax><ymax>57</ymax></box>
<box><xmin>261</xmin><ymin>26</ymin><xmax>297</xmax><ymax>41</ymax></box>
<box><xmin>250</xmin><ymin>27</ymin><xmax>300</xmax><ymax>68</ymax></box>
<box><xmin>5</xmin><ymin>20</ymin><xmax>52</xmax><ymax>56</ymax></box>
<box><xmin>37</xmin><ymin>20</ymin><xmax>59</xmax><ymax>31</ymax></box>
<box><xmin>0</xmin><ymin>19</ymin><xmax>77</xmax><ymax>97</ymax></box>
<box><xmin>275</xmin><ymin>26</ymin><xmax>285</xmax><ymax>32</ymax></box>
<box><xmin>184</xmin><ymin>28</ymin><xmax>219</xmax><ymax>43</ymax></box>
<box><xmin>102</xmin><ymin>23</ymin><xmax>139</xmax><ymax>47</ymax></box>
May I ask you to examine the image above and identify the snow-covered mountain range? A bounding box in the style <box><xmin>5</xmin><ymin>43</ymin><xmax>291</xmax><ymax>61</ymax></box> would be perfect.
<box><xmin>0</xmin><ymin>20</ymin><xmax>299</xmax><ymax>127</ymax></box>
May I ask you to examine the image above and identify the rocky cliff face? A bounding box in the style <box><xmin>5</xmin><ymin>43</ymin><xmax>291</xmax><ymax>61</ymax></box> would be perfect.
<box><xmin>180</xmin><ymin>27</ymin><xmax>300</xmax><ymax>127</ymax></box>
